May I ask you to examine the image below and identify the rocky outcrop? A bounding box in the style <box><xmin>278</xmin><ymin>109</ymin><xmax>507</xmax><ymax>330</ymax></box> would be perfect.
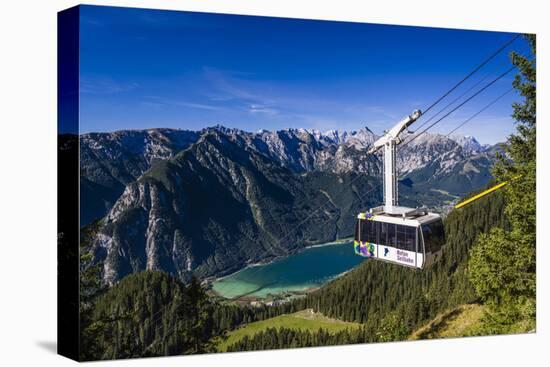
<box><xmin>91</xmin><ymin>130</ymin><xmax>380</xmax><ymax>285</ymax></box>
<box><xmin>81</xmin><ymin>126</ymin><xmax>497</xmax><ymax>285</ymax></box>
<box><xmin>80</xmin><ymin>128</ymin><xmax>199</xmax><ymax>225</ymax></box>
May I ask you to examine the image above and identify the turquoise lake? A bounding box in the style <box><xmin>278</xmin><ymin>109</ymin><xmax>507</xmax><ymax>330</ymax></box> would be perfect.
<box><xmin>212</xmin><ymin>241</ymin><xmax>366</xmax><ymax>299</ymax></box>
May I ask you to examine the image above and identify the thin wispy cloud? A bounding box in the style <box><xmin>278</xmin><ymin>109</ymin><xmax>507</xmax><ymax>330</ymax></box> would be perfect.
<box><xmin>172</xmin><ymin>101</ymin><xmax>222</xmax><ymax>111</ymax></box>
<box><xmin>141</xmin><ymin>96</ymin><xmax>224</xmax><ymax>111</ymax></box>
<box><xmin>80</xmin><ymin>77</ymin><xmax>139</xmax><ymax>94</ymax></box>
<box><xmin>203</xmin><ymin>67</ymin><xmax>267</xmax><ymax>104</ymax></box>
<box><xmin>200</xmin><ymin>67</ymin><xmax>365</xmax><ymax>124</ymax></box>
<box><xmin>248</xmin><ymin>104</ymin><xmax>279</xmax><ymax>116</ymax></box>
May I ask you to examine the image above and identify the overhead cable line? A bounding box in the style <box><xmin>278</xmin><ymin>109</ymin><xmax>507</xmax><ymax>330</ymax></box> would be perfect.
<box><xmin>445</xmin><ymin>87</ymin><xmax>515</xmax><ymax>137</ymax></box>
<box><xmin>401</xmin><ymin>72</ymin><xmax>492</xmax><ymax>146</ymax></box>
<box><xmin>420</xmin><ymin>34</ymin><xmax>520</xmax><ymax>116</ymax></box>
<box><xmin>401</xmin><ymin>64</ymin><xmax>517</xmax><ymax>148</ymax></box>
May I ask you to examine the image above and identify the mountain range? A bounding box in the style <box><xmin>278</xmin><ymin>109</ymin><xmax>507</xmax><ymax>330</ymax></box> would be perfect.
<box><xmin>78</xmin><ymin>125</ymin><xmax>498</xmax><ymax>284</ymax></box>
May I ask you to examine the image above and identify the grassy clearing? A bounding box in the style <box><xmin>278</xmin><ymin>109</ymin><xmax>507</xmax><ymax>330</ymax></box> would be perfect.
<box><xmin>217</xmin><ymin>308</ymin><xmax>360</xmax><ymax>352</ymax></box>
<box><xmin>409</xmin><ymin>304</ymin><xmax>486</xmax><ymax>340</ymax></box>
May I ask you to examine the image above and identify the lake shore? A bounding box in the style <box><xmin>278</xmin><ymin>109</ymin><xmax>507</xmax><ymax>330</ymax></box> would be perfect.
<box><xmin>210</xmin><ymin>238</ymin><xmax>361</xmax><ymax>301</ymax></box>
<box><xmin>209</xmin><ymin>237</ymin><xmax>353</xmax><ymax>285</ymax></box>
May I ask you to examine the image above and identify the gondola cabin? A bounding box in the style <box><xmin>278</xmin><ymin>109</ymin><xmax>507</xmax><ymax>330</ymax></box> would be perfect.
<box><xmin>353</xmin><ymin>207</ymin><xmax>445</xmax><ymax>269</ymax></box>
<box><xmin>357</xmin><ymin>109</ymin><xmax>446</xmax><ymax>269</ymax></box>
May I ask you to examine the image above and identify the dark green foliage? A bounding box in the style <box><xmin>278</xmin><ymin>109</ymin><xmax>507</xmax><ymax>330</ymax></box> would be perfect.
<box><xmin>211</xmin><ymin>302</ymin><xmax>300</xmax><ymax>330</ymax></box>
<box><xmin>493</xmin><ymin>34</ymin><xmax>536</xmax><ymax>237</ymax></box>
<box><xmin>468</xmin><ymin>35</ymin><xmax>536</xmax><ymax>334</ymax></box>
<box><xmin>297</xmin><ymin>190</ymin><xmax>507</xmax><ymax>327</ymax></box>
<box><xmin>79</xmin><ymin>219</ymin><xmax>110</xmax><ymax>361</ymax></box>
<box><xmin>226</xmin><ymin>327</ymin><xmax>373</xmax><ymax>352</ymax></box>
<box><xmin>376</xmin><ymin>311</ymin><xmax>410</xmax><ymax>342</ymax></box>
<box><xmin>455</xmin><ymin>178</ymin><xmax>500</xmax><ymax>204</ymax></box>
<box><xmin>80</xmin><ymin>220</ymin><xmax>106</xmax><ymax>305</ymax></box>
<box><xmin>469</xmin><ymin>228</ymin><xmax>535</xmax><ymax>305</ymax></box>
<box><xmin>225</xmin><ymin>314</ymin><xmax>418</xmax><ymax>352</ymax></box>
<box><xmin>177</xmin><ymin>277</ymin><xmax>217</xmax><ymax>354</ymax></box>
<box><xmin>83</xmin><ymin>271</ymin><xmax>220</xmax><ymax>360</ymax></box>
<box><xmin>468</xmin><ymin>228</ymin><xmax>535</xmax><ymax>334</ymax></box>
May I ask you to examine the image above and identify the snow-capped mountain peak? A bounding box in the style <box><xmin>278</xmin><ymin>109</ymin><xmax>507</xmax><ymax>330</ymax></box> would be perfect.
<box><xmin>449</xmin><ymin>134</ymin><xmax>484</xmax><ymax>155</ymax></box>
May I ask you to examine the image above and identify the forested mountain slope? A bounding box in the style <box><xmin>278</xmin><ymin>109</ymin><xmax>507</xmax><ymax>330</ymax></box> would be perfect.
<box><xmin>223</xmin><ymin>189</ymin><xmax>509</xmax><ymax>352</ymax></box>
<box><xmin>300</xmin><ymin>188</ymin><xmax>507</xmax><ymax>326</ymax></box>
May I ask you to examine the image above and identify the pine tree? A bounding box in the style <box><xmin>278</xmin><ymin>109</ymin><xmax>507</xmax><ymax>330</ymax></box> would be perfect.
<box><xmin>468</xmin><ymin>34</ymin><xmax>536</xmax><ymax>334</ymax></box>
<box><xmin>79</xmin><ymin>220</ymin><xmax>112</xmax><ymax>361</ymax></box>
<box><xmin>178</xmin><ymin>276</ymin><xmax>217</xmax><ymax>354</ymax></box>
<box><xmin>493</xmin><ymin>34</ymin><xmax>536</xmax><ymax>237</ymax></box>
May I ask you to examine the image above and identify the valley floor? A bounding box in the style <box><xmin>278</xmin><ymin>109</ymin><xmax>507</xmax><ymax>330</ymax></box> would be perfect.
<box><xmin>216</xmin><ymin>308</ymin><xmax>361</xmax><ymax>352</ymax></box>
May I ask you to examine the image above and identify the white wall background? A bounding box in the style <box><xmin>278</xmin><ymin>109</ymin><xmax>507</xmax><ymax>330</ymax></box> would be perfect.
<box><xmin>0</xmin><ymin>1</ymin><xmax>547</xmax><ymax>366</ymax></box>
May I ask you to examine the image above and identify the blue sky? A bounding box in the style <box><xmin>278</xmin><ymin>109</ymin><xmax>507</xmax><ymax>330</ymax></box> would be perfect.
<box><xmin>78</xmin><ymin>5</ymin><xmax>532</xmax><ymax>144</ymax></box>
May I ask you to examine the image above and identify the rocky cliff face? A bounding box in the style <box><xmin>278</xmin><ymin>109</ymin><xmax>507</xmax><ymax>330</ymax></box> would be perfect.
<box><xmin>90</xmin><ymin>130</ymin><xmax>380</xmax><ymax>285</ymax></box>
<box><xmin>80</xmin><ymin>129</ymin><xmax>199</xmax><ymax>225</ymax></box>
<box><xmin>80</xmin><ymin>126</ymin><xmax>381</xmax><ymax>226</ymax></box>
<box><xmin>81</xmin><ymin>125</ymin><xmax>487</xmax><ymax>226</ymax></box>
<box><xmin>398</xmin><ymin>133</ymin><xmax>495</xmax><ymax>198</ymax></box>
<box><xmin>204</xmin><ymin>125</ymin><xmax>380</xmax><ymax>174</ymax></box>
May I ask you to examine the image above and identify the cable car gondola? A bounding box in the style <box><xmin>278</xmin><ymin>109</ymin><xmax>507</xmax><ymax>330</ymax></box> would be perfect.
<box><xmin>354</xmin><ymin>109</ymin><xmax>445</xmax><ymax>269</ymax></box>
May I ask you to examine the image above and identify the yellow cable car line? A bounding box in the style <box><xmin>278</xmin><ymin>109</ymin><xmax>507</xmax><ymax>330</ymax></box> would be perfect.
<box><xmin>454</xmin><ymin>175</ymin><xmax>521</xmax><ymax>209</ymax></box>
<box><xmin>454</xmin><ymin>181</ymin><xmax>509</xmax><ymax>209</ymax></box>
